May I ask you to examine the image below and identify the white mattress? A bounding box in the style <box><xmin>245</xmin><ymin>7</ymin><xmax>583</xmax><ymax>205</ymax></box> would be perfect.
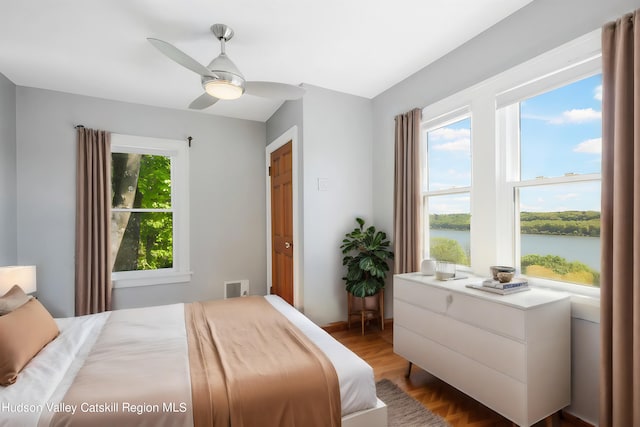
<box><xmin>0</xmin><ymin>296</ymin><xmax>376</xmax><ymax>426</ymax></box>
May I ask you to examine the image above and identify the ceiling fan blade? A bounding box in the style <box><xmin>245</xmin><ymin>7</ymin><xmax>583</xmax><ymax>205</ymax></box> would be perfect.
<box><xmin>188</xmin><ymin>93</ymin><xmax>219</xmax><ymax>110</ymax></box>
<box><xmin>147</xmin><ymin>38</ymin><xmax>216</xmax><ymax>77</ymax></box>
<box><xmin>244</xmin><ymin>82</ymin><xmax>305</xmax><ymax>100</ymax></box>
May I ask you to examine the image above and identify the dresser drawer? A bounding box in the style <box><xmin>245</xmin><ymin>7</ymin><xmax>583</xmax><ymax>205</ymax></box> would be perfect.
<box><xmin>395</xmin><ymin>300</ymin><xmax>526</xmax><ymax>381</ymax></box>
<box><xmin>395</xmin><ymin>325</ymin><xmax>527</xmax><ymax>425</ymax></box>
<box><xmin>394</xmin><ymin>277</ymin><xmax>450</xmax><ymax>313</ymax></box>
<box><xmin>447</xmin><ymin>291</ymin><xmax>526</xmax><ymax>341</ymax></box>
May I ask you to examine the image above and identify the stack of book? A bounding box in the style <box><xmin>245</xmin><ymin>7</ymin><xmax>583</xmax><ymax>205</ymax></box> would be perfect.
<box><xmin>466</xmin><ymin>277</ymin><xmax>530</xmax><ymax>295</ymax></box>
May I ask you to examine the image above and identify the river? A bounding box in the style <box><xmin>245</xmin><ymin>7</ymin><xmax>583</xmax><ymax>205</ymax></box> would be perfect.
<box><xmin>429</xmin><ymin>229</ymin><xmax>601</xmax><ymax>271</ymax></box>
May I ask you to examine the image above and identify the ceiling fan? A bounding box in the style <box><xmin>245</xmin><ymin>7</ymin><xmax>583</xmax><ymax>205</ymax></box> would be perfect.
<box><xmin>148</xmin><ymin>23</ymin><xmax>305</xmax><ymax>110</ymax></box>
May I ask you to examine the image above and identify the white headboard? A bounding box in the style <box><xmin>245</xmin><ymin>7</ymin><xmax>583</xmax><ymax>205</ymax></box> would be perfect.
<box><xmin>0</xmin><ymin>266</ymin><xmax>37</xmax><ymax>295</ymax></box>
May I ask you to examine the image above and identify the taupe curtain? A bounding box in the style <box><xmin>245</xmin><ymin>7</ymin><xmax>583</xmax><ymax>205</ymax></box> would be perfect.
<box><xmin>601</xmin><ymin>10</ymin><xmax>640</xmax><ymax>427</ymax></box>
<box><xmin>393</xmin><ymin>108</ymin><xmax>422</xmax><ymax>274</ymax></box>
<box><xmin>75</xmin><ymin>127</ymin><xmax>112</xmax><ymax>316</ymax></box>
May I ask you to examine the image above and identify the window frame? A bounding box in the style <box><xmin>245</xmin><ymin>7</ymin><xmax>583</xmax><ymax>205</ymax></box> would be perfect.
<box><xmin>110</xmin><ymin>134</ymin><xmax>191</xmax><ymax>288</ymax></box>
<box><xmin>419</xmin><ymin>28</ymin><xmax>602</xmax><ymax>298</ymax></box>
<box><xmin>421</xmin><ymin>109</ymin><xmax>473</xmax><ymax>267</ymax></box>
<box><xmin>497</xmin><ymin>62</ymin><xmax>602</xmax><ymax>294</ymax></box>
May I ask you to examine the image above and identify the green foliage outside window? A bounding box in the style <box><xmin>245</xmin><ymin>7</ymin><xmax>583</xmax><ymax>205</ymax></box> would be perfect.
<box><xmin>429</xmin><ymin>237</ymin><xmax>469</xmax><ymax>265</ymax></box>
<box><xmin>430</xmin><ymin>211</ymin><xmax>600</xmax><ymax>237</ymax></box>
<box><xmin>112</xmin><ymin>153</ymin><xmax>173</xmax><ymax>272</ymax></box>
<box><xmin>521</xmin><ymin>254</ymin><xmax>599</xmax><ymax>287</ymax></box>
<box><xmin>430</xmin><ymin>213</ymin><xmax>470</xmax><ymax>231</ymax></box>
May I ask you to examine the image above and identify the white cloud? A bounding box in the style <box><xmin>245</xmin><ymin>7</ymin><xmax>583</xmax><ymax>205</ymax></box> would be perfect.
<box><xmin>594</xmin><ymin>85</ymin><xmax>603</xmax><ymax>101</ymax></box>
<box><xmin>521</xmin><ymin>198</ymin><xmax>545</xmax><ymax>211</ymax></box>
<box><xmin>555</xmin><ymin>193</ymin><xmax>578</xmax><ymax>201</ymax></box>
<box><xmin>430</xmin><ymin>202</ymin><xmax>468</xmax><ymax>215</ymax></box>
<box><xmin>432</xmin><ymin>138</ymin><xmax>470</xmax><ymax>152</ymax></box>
<box><xmin>429</xmin><ymin>127</ymin><xmax>470</xmax><ymax>141</ymax></box>
<box><xmin>573</xmin><ymin>138</ymin><xmax>602</xmax><ymax>154</ymax></box>
<box><xmin>521</xmin><ymin>203</ymin><xmax>543</xmax><ymax>211</ymax></box>
<box><xmin>549</xmin><ymin>108</ymin><xmax>601</xmax><ymax>124</ymax></box>
<box><xmin>521</xmin><ymin>113</ymin><xmax>551</xmax><ymax>121</ymax></box>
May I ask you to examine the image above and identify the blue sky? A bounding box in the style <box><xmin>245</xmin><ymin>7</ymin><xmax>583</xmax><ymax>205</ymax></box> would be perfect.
<box><xmin>520</xmin><ymin>73</ymin><xmax>602</xmax><ymax>212</ymax></box>
<box><xmin>425</xmin><ymin>74</ymin><xmax>602</xmax><ymax>214</ymax></box>
<box><xmin>425</xmin><ymin>117</ymin><xmax>472</xmax><ymax>215</ymax></box>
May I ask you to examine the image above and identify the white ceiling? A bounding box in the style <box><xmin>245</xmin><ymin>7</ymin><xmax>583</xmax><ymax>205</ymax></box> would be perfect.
<box><xmin>0</xmin><ymin>0</ymin><xmax>534</xmax><ymax>122</ymax></box>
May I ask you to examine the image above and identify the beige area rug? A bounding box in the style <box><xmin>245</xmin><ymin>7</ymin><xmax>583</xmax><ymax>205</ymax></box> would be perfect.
<box><xmin>376</xmin><ymin>379</ymin><xmax>451</xmax><ymax>427</ymax></box>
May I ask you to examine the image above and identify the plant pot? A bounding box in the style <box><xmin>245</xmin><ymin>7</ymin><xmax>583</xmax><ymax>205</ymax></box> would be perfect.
<box><xmin>347</xmin><ymin>290</ymin><xmax>384</xmax><ymax>335</ymax></box>
<box><xmin>349</xmin><ymin>293</ymin><xmax>380</xmax><ymax>311</ymax></box>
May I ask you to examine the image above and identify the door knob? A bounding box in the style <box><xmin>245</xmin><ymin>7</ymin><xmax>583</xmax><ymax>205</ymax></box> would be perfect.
<box><xmin>285</xmin><ymin>242</ymin><xmax>292</xmax><ymax>249</ymax></box>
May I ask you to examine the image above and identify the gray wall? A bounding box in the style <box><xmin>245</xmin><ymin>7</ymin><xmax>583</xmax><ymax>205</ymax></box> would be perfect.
<box><xmin>369</xmin><ymin>0</ymin><xmax>639</xmax><ymax>424</ymax></box>
<box><xmin>0</xmin><ymin>73</ymin><xmax>17</xmax><ymax>266</ymax></box>
<box><xmin>266</xmin><ymin>85</ymin><xmax>373</xmax><ymax>325</ymax></box>
<box><xmin>301</xmin><ymin>85</ymin><xmax>373</xmax><ymax>325</ymax></box>
<box><xmin>266</xmin><ymin>98</ymin><xmax>303</xmax><ymax>145</ymax></box>
<box><xmin>571</xmin><ymin>317</ymin><xmax>600</xmax><ymax>425</ymax></box>
<box><xmin>15</xmin><ymin>87</ymin><xmax>266</xmax><ymax>317</ymax></box>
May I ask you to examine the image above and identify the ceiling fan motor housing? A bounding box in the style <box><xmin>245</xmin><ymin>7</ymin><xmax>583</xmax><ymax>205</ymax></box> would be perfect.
<box><xmin>202</xmin><ymin>53</ymin><xmax>246</xmax><ymax>98</ymax></box>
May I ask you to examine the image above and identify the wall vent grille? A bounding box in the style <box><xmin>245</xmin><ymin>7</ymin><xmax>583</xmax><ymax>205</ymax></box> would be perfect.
<box><xmin>224</xmin><ymin>280</ymin><xmax>249</xmax><ymax>299</ymax></box>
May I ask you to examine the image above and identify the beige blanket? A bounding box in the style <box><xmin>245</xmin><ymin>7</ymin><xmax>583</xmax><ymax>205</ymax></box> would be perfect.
<box><xmin>186</xmin><ymin>296</ymin><xmax>341</xmax><ymax>427</ymax></box>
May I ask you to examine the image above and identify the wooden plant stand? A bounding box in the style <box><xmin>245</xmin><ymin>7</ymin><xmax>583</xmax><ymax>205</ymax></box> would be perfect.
<box><xmin>347</xmin><ymin>291</ymin><xmax>384</xmax><ymax>335</ymax></box>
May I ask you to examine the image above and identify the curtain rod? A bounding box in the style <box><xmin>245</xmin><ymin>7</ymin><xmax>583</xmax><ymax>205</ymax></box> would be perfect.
<box><xmin>74</xmin><ymin>125</ymin><xmax>193</xmax><ymax>147</ymax></box>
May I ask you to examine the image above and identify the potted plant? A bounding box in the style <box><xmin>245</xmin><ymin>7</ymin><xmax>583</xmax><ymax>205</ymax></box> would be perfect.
<box><xmin>341</xmin><ymin>218</ymin><xmax>394</xmax><ymax>333</ymax></box>
<box><xmin>341</xmin><ymin>217</ymin><xmax>394</xmax><ymax>296</ymax></box>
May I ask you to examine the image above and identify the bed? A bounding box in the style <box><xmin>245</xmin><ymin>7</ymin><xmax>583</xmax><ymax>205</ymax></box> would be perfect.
<box><xmin>0</xmin><ymin>293</ymin><xmax>386</xmax><ymax>427</ymax></box>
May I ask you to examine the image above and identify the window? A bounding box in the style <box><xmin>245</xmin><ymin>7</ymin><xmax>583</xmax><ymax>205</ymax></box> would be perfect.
<box><xmin>423</xmin><ymin>114</ymin><xmax>472</xmax><ymax>266</ymax></box>
<box><xmin>110</xmin><ymin>135</ymin><xmax>190</xmax><ymax>288</ymax></box>
<box><xmin>503</xmin><ymin>73</ymin><xmax>602</xmax><ymax>287</ymax></box>
<box><xmin>419</xmin><ymin>29</ymin><xmax>602</xmax><ymax>295</ymax></box>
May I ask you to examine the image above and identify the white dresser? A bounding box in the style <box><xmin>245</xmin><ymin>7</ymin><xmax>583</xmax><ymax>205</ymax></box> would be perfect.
<box><xmin>393</xmin><ymin>273</ymin><xmax>571</xmax><ymax>426</ymax></box>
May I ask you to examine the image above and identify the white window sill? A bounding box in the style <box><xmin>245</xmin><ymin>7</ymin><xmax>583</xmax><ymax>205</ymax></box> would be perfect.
<box><xmin>112</xmin><ymin>270</ymin><xmax>192</xmax><ymax>289</ymax></box>
<box><xmin>527</xmin><ymin>277</ymin><xmax>600</xmax><ymax>323</ymax></box>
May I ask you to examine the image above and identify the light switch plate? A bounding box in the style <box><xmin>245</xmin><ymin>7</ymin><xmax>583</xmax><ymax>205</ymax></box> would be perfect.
<box><xmin>317</xmin><ymin>178</ymin><xmax>329</xmax><ymax>191</ymax></box>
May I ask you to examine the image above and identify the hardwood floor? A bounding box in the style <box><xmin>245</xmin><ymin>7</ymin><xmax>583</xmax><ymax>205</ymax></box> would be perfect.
<box><xmin>330</xmin><ymin>322</ymin><xmax>581</xmax><ymax>427</ymax></box>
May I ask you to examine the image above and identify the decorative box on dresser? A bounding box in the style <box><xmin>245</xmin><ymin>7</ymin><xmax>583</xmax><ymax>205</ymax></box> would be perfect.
<box><xmin>393</xmin><ymin>272</ymin><xmax>571</xmax><ymax>427</ymax></box>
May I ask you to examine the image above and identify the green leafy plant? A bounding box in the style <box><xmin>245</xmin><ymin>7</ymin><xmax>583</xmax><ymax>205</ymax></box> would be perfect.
<box><xmin>340</xmin><ymin>218</ymin><xmax>394</xmax><ymax>297</ymax></box>
<box><xmin>521</xmin><ymin>254</ymin><xmax>600</xmax><ymax>286</ymax></box>
<box><xmin>430</xmin><ymin>237</ymin><xmax>469</xmax><ymax>265</ymax></box>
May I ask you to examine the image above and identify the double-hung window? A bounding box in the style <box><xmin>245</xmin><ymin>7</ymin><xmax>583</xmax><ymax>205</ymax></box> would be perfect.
<box><xmin>110</xmin><ymin>134</ymin><xmax>190</xmax><ymax>288</ymax></box>
<box><xmin>422</xmin><ymin>111</ymin><xmax>472</xmax><ymax>266</ymax></box>
<box><xmin>419</xmin><ymin>29</ymin><xmax>602</xmax><ymax>293</ymax></box>
<box><xmin>498</xmin><ymin>63</ymin><xmax>602</xmax><ymax>288</ymax></box>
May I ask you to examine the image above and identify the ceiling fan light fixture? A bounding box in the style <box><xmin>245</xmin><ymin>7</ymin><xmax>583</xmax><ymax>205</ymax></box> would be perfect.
<box><xmin>149</xmin><ymin>23</ymin><xmax>304</xmax><ymax>110</ymax></box>
<box><xmin>205</xmin><ymin>80</ymin><xmax>243</xmax><ymax>100</ymax></box>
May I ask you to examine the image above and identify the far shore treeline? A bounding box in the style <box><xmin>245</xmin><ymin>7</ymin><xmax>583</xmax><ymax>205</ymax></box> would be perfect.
<box><xmin>429</xmin><ymin>210</ymin><xmax>601</xmax><ymax>286</ymax></box>
<box><xmin>430</xmin><ymin>211</ymin><xmax>600</xmax><ymax>237</ymax></box>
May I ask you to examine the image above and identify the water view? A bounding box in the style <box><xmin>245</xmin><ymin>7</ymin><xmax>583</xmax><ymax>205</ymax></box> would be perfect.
<box><xmin>430</xmin><ymin>229</ymin><xmax>601</xmax><ymax>284</ymax></box>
